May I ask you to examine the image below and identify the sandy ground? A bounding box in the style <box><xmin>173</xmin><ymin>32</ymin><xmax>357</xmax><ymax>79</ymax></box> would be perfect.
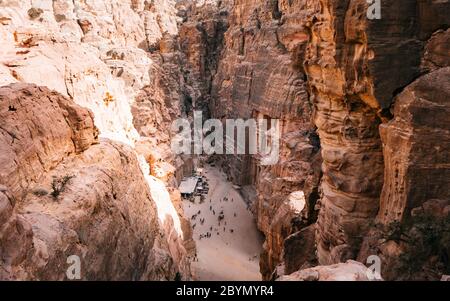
<box><xmin>183</xmin><ymin>165</ymin><xmax>264</xmax><ymax>281</ymax></box>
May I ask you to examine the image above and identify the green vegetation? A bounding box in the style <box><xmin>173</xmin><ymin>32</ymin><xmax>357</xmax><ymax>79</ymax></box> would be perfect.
<box><xmin>51</xmin><ymin>175</ymin><xmax>74</xmax><ymax>199</ymax></box>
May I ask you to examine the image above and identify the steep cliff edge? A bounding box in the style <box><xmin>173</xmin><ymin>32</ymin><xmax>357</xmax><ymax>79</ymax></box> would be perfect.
<box><xmin>300</xmin><ymin>0</ymin><xmax>449</xmax><ymax>279</ymax></box>
<box><xmin>207</xmin><ymin>0</ymin><xmax>450</xmax><ymax>279</ymax></box>
<box><xmin>209</xmin><ymin>0</ymin><xmax>322</xmax><ymax>279</ymax></box>
<box><xmin>0</xmin><ymin>0</ymin><xmax>193</xmax><ymax>280</ymax></box>
<box><xmin>1</xmin><ymin>0</ymin><xmax>449</xmax><ymax>281</ymax></box>
<box><xmin>358</xmin><ymin>67</ymin><xmax>450</xmax><ymax>280</ymax></box>
<box><xmin>0</xmin><ymin>84</ymin><xmax>186</xmax><ymax>280</ymax></box>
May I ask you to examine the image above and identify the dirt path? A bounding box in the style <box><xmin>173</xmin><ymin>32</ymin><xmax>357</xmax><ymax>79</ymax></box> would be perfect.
<box><xmin>183</xmin><ymin>165</ymin><xmax>263</xmax><ymax>281</ymax></box>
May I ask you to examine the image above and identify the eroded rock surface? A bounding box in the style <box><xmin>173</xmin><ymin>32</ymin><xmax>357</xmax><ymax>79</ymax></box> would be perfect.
<box><xmin>1</xmin><ymin>0</ymin><xmax>449</xmax><ymax>281</ymax></box>
<box><xmin>0</xmin><ymin>84</ymin><xmax>187</xmax><ymax>280</ymax></box>
<box><xmin>298</xmin><ymin>0</ymin><xmax>450</xmax><ymax>267</ymax></box>
<box><xmin>208</xmin><ymin>0</ymin><xmax>450</xmax><ymax>279</ymax></box>
<box><xmin>209</xmin><ymin>0</ymin><xmax>321</xmax><ymax>279</ymax></box>
<box><xmin>377</xmin><ymin>68</ymin><xmax>450</xmax><ymax>225</ymax></box>
<box><xmin>358</xmin><ymin>68</ymin><xmax>450</xmax><ymax>280</ymax></box>
<box><xmin>202</xmin><ymin>0</ymin><xmax>446</xmax><ymax>278</ymax></box>
<box><xmin>278</xmin><ymin>260</ymin><xmax>376</xmax><ymax>281</ymax></box>
<box><xmin>0</xmin><ymin>0</ymin><xmax>194</xmax><ymax>280</ymax></box>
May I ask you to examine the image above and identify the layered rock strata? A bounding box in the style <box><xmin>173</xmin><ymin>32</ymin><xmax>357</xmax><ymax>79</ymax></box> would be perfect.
<box><xmin>209</xmin><ymin>0</ymin><xmax>450</xmax><ymax>279</ymax></box>
<box><xmin>0</xmin><ymin>0</ymin><xmax>195</xmax><ymax>280</ymax></box>
<box><xmin>0</xmin><ymin>84</ymin><xmax>186</xmax><ymax>280</ymax></box>
<box><xmin>271</xmin><ymin>0</ymin><xmax>450</xmax><ymax>268</ymax></box>
<box><xmin>209</xmin><ymin>0</ymin><xmax>322</xmax><ymax>279</ymax></box>
<box><xmin>1</xmin><ymin>0</ymin><xmax>449</xmax><ymax>281</ymax></box>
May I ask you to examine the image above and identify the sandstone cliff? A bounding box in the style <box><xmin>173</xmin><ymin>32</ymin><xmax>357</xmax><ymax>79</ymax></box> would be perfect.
<box><xmin>0</xmin><ymin>84</ymin><xmax>186</xmax><ymax>280</ymax></box>
<box><xmin>302</xmin><ymin>1</ymin><xmax>449</xmax><ymax>271</ymax></box>
<box><xmin>206</xmin><ymin>0</ymin><xmax>450</xmax><ymax>280</ymax></box>
<box><xmin>209</xmin><ymin>0</ymin><xmax>322</xmax><ymax>279</ymax></box>
<box><xmin>1</xmin><ymin>0</ymin><xmax>449</xmax><ymax>281</ymax></box>
<box><xmin>0</xmin><ymin>0</ymin><xmax>193</xmax><ymax>280</ymax></box>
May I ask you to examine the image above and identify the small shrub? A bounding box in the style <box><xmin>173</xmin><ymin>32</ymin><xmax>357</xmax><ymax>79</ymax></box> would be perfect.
<box><xmin>51</xmin><ymin>175</ymin><xmax>74</xmax><ymax>199</ymax></box>
<box><xmin>385</xmin><ymin>220</ymin><xmax>410</xmax><ymax>243</ymax></box>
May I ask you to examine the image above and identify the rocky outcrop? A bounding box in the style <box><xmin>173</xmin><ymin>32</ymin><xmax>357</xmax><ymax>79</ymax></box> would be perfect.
<box><xmin>358</xmin><ymin>67</ymin><xmax>450</xmax><ymax>280</ymax></box>
<box><xmin>280</xmin><ymin>224</ymin><xmax>317</xmax><ymax>276</ymax></box>
<box><xmin>209</xmin><ymin>0</ymin><xmax>322</xmax><ymax>279</ymax></box>
<box><xmin>421</xmin><ymin>29</ymin><xmax>450</xmax><ymax>73</ymax></box>
<box><xmin>208</xmin><ymin>0</ymin><xmax>450</xmax><ymax>279</ymax></box>
<box><xmin>0</xmin><ymin>0</ymin><xmax>194</xmax><ymax>280</ymax></box>
<box><xmin>299</xmin><ymin>0</ymin><xmax>450</xmax><ymax>267</ymax></box>
<box><xmin>0</xmin><ymin>84</ymin><xmax>187</xmax><ymax>280</ymax></box>
<box><xmin>377</xmin><ymin>67</ymin><xmax>450</xmax><ymax>225</ymax></box>
<box><xmin>278</xmin><ymin>260</ymin><xmax>377</xmax><ymax>281</ymax></box>
<box><xmin>0</xmin><ymin>84</ymin><xmax>98</xmax><ymax>201</ymax></box>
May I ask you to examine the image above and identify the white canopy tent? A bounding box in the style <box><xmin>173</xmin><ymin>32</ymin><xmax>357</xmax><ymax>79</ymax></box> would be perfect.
<box><xmin>179</xmin><ymin>177</ymin><xmax>199</xmax><ymax>196</ymax></box>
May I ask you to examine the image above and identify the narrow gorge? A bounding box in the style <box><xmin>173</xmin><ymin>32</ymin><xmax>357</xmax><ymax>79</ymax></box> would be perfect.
<box><xmin>0</xmin><ymin>0</ymin><xmax>449</xmax><ymax>281</ymax></box>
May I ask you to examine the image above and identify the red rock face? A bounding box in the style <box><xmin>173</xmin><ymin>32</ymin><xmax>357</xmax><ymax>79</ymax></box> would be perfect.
<box><xmin>0</xmin><ymin>84</ymin><xmax>98</xmax><ymax>201</ymax></box>
<box><xmin>207</xmin><ymin>0</ymin><xmax>450</xmax><ymax>279</ymax></box>
<box><xmin>0</xmin><ymin>0</ymin><xmax>194</xmax><ymax>280</ymax></box>
<box><xmin>302</xmin><ymin>0</ymin><xmax>388</xmax><ymax>265</ymax></box>
<box><xmin>357</xmin><ymin>67</ymin><xmax>450</xmax><ymax>280</ymax></box>
<box><xmin>301</xmin><ymin>0</ymin><xmax>450</xmax><ymax>269</ymax></box>
<box><xmin>208</xmin><ymin>0</ymin><xmax>322</xmax><ymax>279</ymax></box>
<box><xmin>0</xmin><ymin>0</ymin><xmax>449</xmax><ymax>281</ymax></box>
<box><xmin>377</xmin><ymin>68</ymin><xmax>450</xmax><ymax>225</ymax></box>
<box><xmin>0</xmin><ymin>84</ymin><xmax>188</xmax><ymax>280</ymax></box>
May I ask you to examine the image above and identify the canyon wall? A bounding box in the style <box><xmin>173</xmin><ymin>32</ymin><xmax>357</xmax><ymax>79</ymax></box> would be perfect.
<box><xmin>178</xmin><ymin>0</ymin><xmax>229</xmax><ymax>117</ymax></box>
<box><xmin>303</xmin><ymin>0</ymin><xmax>450</xmax><ymax>279</ymax></box>
<box><xmin>0</xmin><ymin>0</ymin><xmax>195</xmax><ymax>280</ymax></box>
<box><xmin>209</xmin><ymin>0</ymin><xmax>322</xmax><ymax>279</ymax></box>
<box><xmin>209</xmin><ymin>0</ymin><xmax>450</xmax><ymax>279</ymax></box>
<box><xmin>0</xmin><ymin>0</ymin><xmax>449</xmax><ymax>281</ymax></box>
<box><xmin>0</xmin><ymin>84</ymin><xmax>185</xmax><ymax>280</ymax></box>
